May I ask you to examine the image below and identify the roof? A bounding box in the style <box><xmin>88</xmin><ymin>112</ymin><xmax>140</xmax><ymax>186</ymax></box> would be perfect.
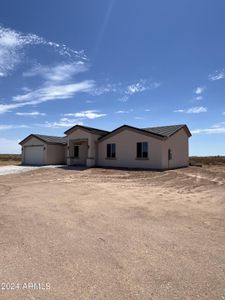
<box><xmin>64</xmin><ymin>124</ymin><xmax>109</xmax><ymax>136</ymax></box>
<box><xmin>19</xmin><ymin>134</ymin><xmax>67</xmax><ymax>145</ymax></box>
<box><xmin>99</xmin><ymin>124</ymin><xmax>191</xmax><ymax>141</ymax></box>
<box><xmin>19</xmin><ymin>124</ymin><xmax>191</xmax><ymax>146</ymax></box>
<box><xmin>142</xmin><ymin>124</ymin><xmax>192</xmax><ymax>137</ymax></box>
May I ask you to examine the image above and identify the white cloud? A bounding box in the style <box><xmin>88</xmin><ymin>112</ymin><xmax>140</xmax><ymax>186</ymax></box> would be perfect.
<box><xmin>174</xmin><ymin>106</ymin><xmax>207</xmax><ymax>114</ymax></box>
<box><xmin>38</xmin><ymin>117</ymin><xmax>83</xmax><ymax>128</ymax></box>
<box><xmin>194</xmin><ymin>86</ymin><xmax>205</xmax><ymax>95</ymax></box>
<box><xmin>0</xmin><ymin>80</ymin><xmax>95</xmax><ymax>114</ymax></box>
<box><xmin>0</xmin><ymin>124</ymin><xmax>29</xmax><ymax>130</ymax></box>
<box><xmin>125</xmin><ymin>80</ymin><xmax>160</xmax><ymax>95</ymax></box>
<box><xmin>223</xmin><ymin>111</ymin><xmax>225</xmax><ymax>115</ymax></box>
<box><xmin>118</xmin><ymin>95</ymin><xmax>129</xmax><ymax>102</ymax></box>
<box><xmin>23</xmin><ymin>61</ymin><xmax>88</xmax><ymax>83</ymax></box>
<box><xmin>134</xmin><ymin>116</ymin><xmax>144</xmax><ymax>120</ymax></box>
<box><xmin>0</xmin><ymin>25</ymin><xmax>86</xmax><ymax>77</ymax></box>
<box><xmin>115</xmin><ymin>109</ymin><xmax>133</xmax><ymax>114</ymax></box>
<box><xmin>91</xmin><ymin>83</ymin><xmax>118</xmax><ymax>96</ymax></box>
<box><xmin>145</xmin><ymin>109</ymin><xmax>151</xmax><ymax>112</ymax></box>
<box><xmin>192</xmin><ymin>123</ymin><xmax>225</xmax><ymax>134</ymax></box>
<box><xmin>16</xmin><ymin>111</ymin><xmax>46</xmax><ymax>117</ymax></box>
<box><xmin>195</xmin><ymin>95</ymin><xmax>203</xmax><ymax>101</ymax></box>
<box><xmin>208</xmin><ymin>69</ymin><xmax>225</xmax><ymax>81</ymax></box>
<box><xmin>0</xmin><ymin>138</ymin><xmax>21</xmax><ymax>154</ymax></box>
<box><xmin>211</xmin><ymin>122</ymin><xmax>225</xmax><ymax>128</ymax></box>
<box><xmin>64</xmin><ymin>110</ymin><xmax>106</xmax><ymax>119</ymax></box>
<box><xmin>0</xmin><ymin>102</ymin><xmax>27</xmax><ymax>114</ymax></box>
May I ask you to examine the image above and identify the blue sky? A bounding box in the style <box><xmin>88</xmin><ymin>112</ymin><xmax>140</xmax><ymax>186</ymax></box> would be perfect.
<box><xmin>0</xmin><ymin>0</ymin><xmax>225</xmax><ymax>155</ymax></box>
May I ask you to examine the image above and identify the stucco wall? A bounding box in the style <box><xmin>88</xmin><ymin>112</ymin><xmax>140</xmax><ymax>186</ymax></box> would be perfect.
<box><xmin>97</xmin><ymin>129</ymin><xmax>164</xmax><ymax>169</ymax></box>
<box><xmin>21</xmin><ymin>137</ymin><xmax>47</xmax><ymax>164</ymax></box>
<box><xmin>46</xmin><ymin>144</ymin><xmax>66</xmax><ymax>165</ymax></box>
<box><xmin>161</xmin><ymin>128</ymin><xmax>189</xmax><ymax>169</ymax></box>
<box><xmin>67</xmin><ymin>128</ymin><xmax>101</xmax><ymax>165</ymax></box>
<box><xmin>69</xmin><ymin>143</ymin><xmax>88</xmax><ymax>165</ymax></box>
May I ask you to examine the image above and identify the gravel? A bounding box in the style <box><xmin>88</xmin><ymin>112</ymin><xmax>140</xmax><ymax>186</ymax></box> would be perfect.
<box><xmin>0</xmin><ymin>165</ymin><xmax>64</xmax><ymax>176</ymax></box>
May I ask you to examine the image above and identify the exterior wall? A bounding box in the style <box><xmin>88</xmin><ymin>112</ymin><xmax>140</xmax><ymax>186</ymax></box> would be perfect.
<box><xmin>97</xmin><ymin>129</ymin><xmax>164</xmax><ymax>169</ymax></box>
<box><xmin>161</xmin><ymin>128</ymin><xmax>189</xmax><ymax>169</ymax></box>
<box><xmin>67</xmin><ymin>128</ymin><xmax>101</xmax><ymax>166</ymax></box>
<box><xmin>21</xmin><ymin>137</ymin><xmax>47</xmax><ymax>164</ymax></box>
<box><xmin>46</xmin><ymin>144</ymin><xmax>66</xmax><ymax>165</ymax></box>
<box><xmin>69</xmin><ymin>143</ymin><xmax>88</xmax><ymax>165</ymax></box>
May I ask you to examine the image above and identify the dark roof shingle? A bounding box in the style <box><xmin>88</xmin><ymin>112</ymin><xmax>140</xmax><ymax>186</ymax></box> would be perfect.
<box><xmin>64</xmin><ymin>125</ymin><xmax>109</xmax><ymax>136</ymax></box>
<box><xmin>142</xmin><ymin>124</ymin><xmax>190</xmax><ymax>137</ymax></box>
<box><xmin>19</xmin><ymin>134</ymin><xmax>67</xmax><ymax>145</ymax></box>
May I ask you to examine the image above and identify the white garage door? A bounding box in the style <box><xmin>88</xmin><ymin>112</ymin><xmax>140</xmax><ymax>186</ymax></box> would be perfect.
<box><xmin>24</xmin><ymin>146</ymin><xmax>44</xmax><ymax>165</ymax></box>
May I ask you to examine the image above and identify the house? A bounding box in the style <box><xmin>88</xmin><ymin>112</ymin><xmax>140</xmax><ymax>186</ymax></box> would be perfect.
<box><xmin>19</xmin><ymin>124</ymin><xmax>191</xmax><ymax>170</ymax></box>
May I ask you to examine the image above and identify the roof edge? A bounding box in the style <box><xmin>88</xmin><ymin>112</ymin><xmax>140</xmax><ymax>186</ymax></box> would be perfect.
<box><xmin>98</xmin><ymin>124</ymin><xmax>166</xmax><ymax>142</ymax></box>
<box><xmin>19</xmin><ymin>134</ymin><xmax>66</xmax><ymax>145</ymax></box>
<box><xmin>64</xmin><ymin>124</ymin><xmax>109</xmax><ymax>135</ymax></box>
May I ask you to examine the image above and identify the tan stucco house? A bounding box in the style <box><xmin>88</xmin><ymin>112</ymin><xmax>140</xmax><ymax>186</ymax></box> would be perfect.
<box><xmin>19</xmin><ymin>124</ymin><xmax>191</xmax><ymax>170</ymax></box>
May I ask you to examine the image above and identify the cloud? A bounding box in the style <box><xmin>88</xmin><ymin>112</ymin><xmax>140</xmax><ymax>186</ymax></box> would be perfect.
<box><xmin>134</xmin><ymin>116</ymin><xmax>144</xmax><ymax>120</ymax></box>
<box><xmin>194</xmin><ymin>86</ymin><xmax>205</xmax><ymax>95</ymax></box>
<box><xmin>211</xmin><ymin>122</ymin><xmax>225</xmax><ymax>128</ymax></box>
<box><xmin>91</xmin><ymin>79</ymin><xmax>160</xmax><ymax>100</ymax></box>
<box><xmin>64</xmin><ymin>110</ymin><xmax>106</xmax><ymax>119</ymax></box>
<box><xmin>125</xmin><ymin>80</ymin><xmax>160</xmax><ymax>95</ymax></box>
<box><xmin>0</xmin><ymin>124</ymin><xmax>29</xmax><ymax>130</ymax></box>
<box><xmin>174</xmin><ymin>106</ymin><xmax>207</xmax><ymax>114</ymax></box>
<box><xmin>192</xmin><ymin>123</ymin><xmax>225</xmax><ymax>134</ymax></box>
<box><xmin>0</xmin><ymin>80</ymin><xmax>95</xmax><ymax>114</ymax></box>
<box><xmin>23</xmin><ymin>61</ymin><xmax>88</xmax><ymax>83</ymax></box>
<box><xmin>115</xmin><ymin>109</ymin><xmax>134</xmax><ymax>114</ymax></box>
<box><xmin>0</xmin><ymin>138</ymin><xmax>21</xmax><ymax>154</ymax></box>
<box><xmin>223</xmin><ymin>111</ymin><xmax>225</xmax><ymax>115</ymax></box>
<box><xmin>0</xmin><ymin>25</ymin><xmax>86</xmax><ymax>77</ymax></box>
<box><xmin>90</xmin><ymin>83</ymin><xmax>118</xmax><ymax>96</ymax></box>
<box><xmin>208</xmin><ymin>69</ymin><xmax>225</xmax><ymax>81</ymax></box>
<box><xmin>145</xmin><ymin>109</ymin><xmax>151</xmax><ymax>112</ymax></box>
<box><xmin>38</xmin><ymin>117</ymin><xmax>83</xmax><ymax>128</ymax></box>
<box><xmin>16</xmin><ymin>111</ymin><xmax>46</xmax><ymax>116</ymax></box>
<box><xmin>118</xmin><ymin>95</ymin><xmax>129</xmax><ymax>102</ymax></box>
<box><xmin>195</xmin><ymin>95</ymin><xmax>203</xmax><ymax>101</ymax></box>
<box><xmin>0</xmin><ymin>102</ymin><xmax>27</xmax><ymax>114</ymax></box>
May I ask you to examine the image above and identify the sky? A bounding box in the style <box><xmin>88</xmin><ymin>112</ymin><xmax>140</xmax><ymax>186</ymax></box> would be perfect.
<box><xmin>0</xmin><ymin>0</ymin><xmax>225</xmax><ymax>155</ymax></box>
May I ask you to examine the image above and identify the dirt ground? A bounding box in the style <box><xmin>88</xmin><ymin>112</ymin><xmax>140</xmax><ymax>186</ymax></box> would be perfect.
<box><xmin>0</xmin><ymin>166</ymin><xmax>224</xmax><ymax>300</ymax></box>
<box><xmin>0</xmin><ymin>160</ymin><xmax>20</xmax><ymax>166</ymax></box>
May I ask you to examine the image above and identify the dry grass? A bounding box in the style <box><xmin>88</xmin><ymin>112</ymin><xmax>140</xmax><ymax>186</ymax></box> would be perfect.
<box><xmin>190</xmin><ymin>156</ymin><xmax>225</xmax><ymax>166</ymax></box>
<box><xmin>0</xmin><ymin>154</ymin><xmax>21</xmax><ymax>166</ymax></box>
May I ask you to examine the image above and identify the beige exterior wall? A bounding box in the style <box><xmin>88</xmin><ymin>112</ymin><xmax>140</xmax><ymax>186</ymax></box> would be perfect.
<box><xmin>97</xmin><ymin>129</ymin><xmax>164</xmax><ymax>169</ymax></box>
<box><xmin>69</xmin><ymin>143</ymin><xmax>88</xmax><ymax>165</ymax></box>
<box><xmin>161</xmin><ymin>128</ymin><xmax>189</xmax><ymax>169</ymax></box>
<box><xmin>67</xmin><ymin>128</ymin><xmax>101</xmax><ymax>166</ymax></box>
<box><xmin>21</xmin><ymin>137</ymin><xmax>47</xmax><ymax>164</ymax></box>
<box><xmin>46</xmin><ymin>144</ymin><xmax>66</xmax><ymax>165</ymax></box>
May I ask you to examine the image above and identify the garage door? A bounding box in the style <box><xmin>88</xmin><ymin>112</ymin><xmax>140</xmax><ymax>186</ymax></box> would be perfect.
<box><xmin>24</xmin><ymin>146</ymin><xmax>44</xmax><ymax>165</ymax></box>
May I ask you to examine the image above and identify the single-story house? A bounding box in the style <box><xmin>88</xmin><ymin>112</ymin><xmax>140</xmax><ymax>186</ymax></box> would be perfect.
<box><xmin>19</xmin><ymin>124</ymin><xmax>191</xmax><ymax>170</ymax></box>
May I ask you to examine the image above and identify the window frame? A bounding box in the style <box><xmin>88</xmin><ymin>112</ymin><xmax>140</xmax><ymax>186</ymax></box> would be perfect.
<box><xmin>136</xmin><ymin>142</ymin><xmax>149</xmax><ymax>159</ymax></box>
<box><xmin>106</xmin><ymin>143</ymin><xmax>116</xmax><ymax>159</ymax></box>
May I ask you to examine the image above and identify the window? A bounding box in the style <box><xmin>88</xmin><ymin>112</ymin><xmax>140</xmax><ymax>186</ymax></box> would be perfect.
<box><xmin>168</xmin><ymin>149</ymin><xmax>172</xmax><ymax>160</ymax></box>
<box><xmin>106</xmin><ymin>143</ymin><xmax>116</xmax><ymax>158</ymax></box>
<box><xmin>74</xmin><ymin>145</ymin><xmax>79</xmax><ymax>158</ymax></box>
<box><xmin>137</xmin><ymin>142</ymin><xmax>148</xmax><ymax>158</ymax></box>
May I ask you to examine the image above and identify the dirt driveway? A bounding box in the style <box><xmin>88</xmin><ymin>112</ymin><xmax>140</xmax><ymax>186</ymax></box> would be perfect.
<box><xmin>0</xmin><ymin>166</ymin><xmax>224</xmax><ymax>299</ymax></box>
